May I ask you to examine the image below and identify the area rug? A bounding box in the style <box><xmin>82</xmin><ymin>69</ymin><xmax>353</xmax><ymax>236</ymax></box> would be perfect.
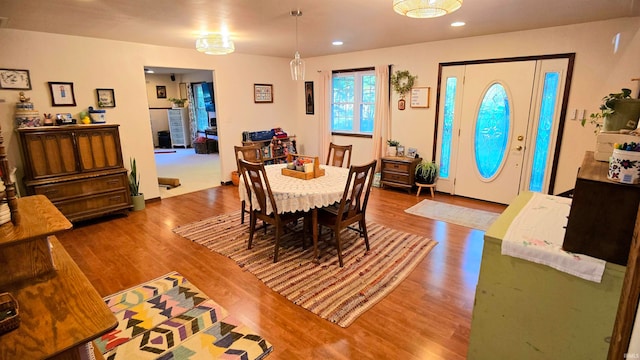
<box><xmin>405</xmin><ymin>199</ymin><xmax>501</xmax><ymax>231</ymax></box>
<box><xmin>93</xmin><ymin>271</ymin><xmax>272</xmax><ymax>360</ymax></box>
<box><xmin>173</xmin><ymin>211</ymin><xmax>437</xmax><ymax>327</ymax></box>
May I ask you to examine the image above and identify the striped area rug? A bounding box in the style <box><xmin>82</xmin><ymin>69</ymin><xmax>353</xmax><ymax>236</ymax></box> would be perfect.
<box><xmin>173</xmin><ymin>211</ymin><xmax>437</xmax><ymax>327</ymax></box>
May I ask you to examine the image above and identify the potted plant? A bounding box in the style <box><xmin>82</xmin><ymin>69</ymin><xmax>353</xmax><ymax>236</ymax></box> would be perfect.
<box><xmin>582</xmin><ymin>88</ymin><xmax>640</xmax><ymax>132</ymax></box>
<box><xmin>168</xmin><ymin>97</ymin><xmax>187</xmax><ymax>108</ymax></box>
<box><xmin>415</xmin><ymin>160</ymin><xmax>439</xmax><ymax>184</ymax></box>
<box><xmin>387</xmin><ymin>139</ymin><xmax>400</xmax><ymax>156</ymax></box>
<box><xmin>128</xmin><ymin>157</ymin><xmax>145</xmax><ymax>211</ymax></box>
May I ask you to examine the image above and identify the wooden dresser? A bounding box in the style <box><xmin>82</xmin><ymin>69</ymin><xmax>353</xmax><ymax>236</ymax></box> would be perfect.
<box><xmin>17</xmin><ymin>124</ymin><xmax>132</xmax><ymax>222</ymax></box>
<box><xmin>381</xmin><ymin>156</ymin><xmax>421</xmax><ymax>192</ymax></box>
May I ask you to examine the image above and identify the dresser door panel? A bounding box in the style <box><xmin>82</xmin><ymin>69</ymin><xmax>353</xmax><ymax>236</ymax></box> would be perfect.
<box><xmin>76</xmin><ymin>129</ymin><xmax>122</xmax><ymax>171</ymax></box>
<box><xmin>24</xmin><ymin>133</ymin><xmax>77</xmax><ymax>179</ymax></box>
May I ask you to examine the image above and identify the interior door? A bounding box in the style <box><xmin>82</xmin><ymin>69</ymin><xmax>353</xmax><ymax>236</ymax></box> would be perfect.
<box><xmin>454</xmin><ymin>61</ymin><xmax>536</xmax><ymax>204</ymax></box>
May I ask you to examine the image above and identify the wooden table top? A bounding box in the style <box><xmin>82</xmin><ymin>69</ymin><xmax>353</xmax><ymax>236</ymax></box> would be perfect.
<box><xmin>0</xmin><ymin>236</ymin><xmax>117</xmax><ymax>359</ymax></box>
<box><xmin>0</xmin><ymin>195</ymin><xmax>72</xmax><ymax>247</ymax></box>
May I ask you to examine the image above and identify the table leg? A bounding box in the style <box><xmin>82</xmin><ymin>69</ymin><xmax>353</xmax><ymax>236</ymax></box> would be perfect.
<box><xmin>312</xmin><ymin>208</ymin><xmax>318</xmax><ymax>260</ymax></box>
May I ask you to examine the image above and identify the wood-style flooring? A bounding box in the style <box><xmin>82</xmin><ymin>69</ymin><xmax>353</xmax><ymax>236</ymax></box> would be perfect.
<box><xmin>57</xmin><ymin>185</ymin><xmax>506</xmax><ymax>360</ymax></box>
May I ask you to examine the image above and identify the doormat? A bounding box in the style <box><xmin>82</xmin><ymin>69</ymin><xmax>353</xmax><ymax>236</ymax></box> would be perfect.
<box><xmin>92</xmin><ymin>271</ymin><xmax>272</xmax><ymax>360</ymax></box>
<box><xmin>405</xmin><ymin>199</ymin><xmax>501</xmax><ymax>231</ymax></box>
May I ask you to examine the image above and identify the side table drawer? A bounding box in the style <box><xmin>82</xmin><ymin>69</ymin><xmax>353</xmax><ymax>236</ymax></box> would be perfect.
<box><xmin>382</xmin><ymin>161</ymin><xmax>410</xmax><ymax>173</ymax></box>
<box><xmin>382</xmin><ymin>171</ymin><xmax>410</xmax><ymax>184</ymax></box>
<box><xmin>33</xmin><ymin>174</ymin><xmax>128</xmax><ymax>201</ymax></box>
<box><xmin>54</xmin><ymin>189</ymin><xmax>130</xmax><ymax>219</ymax></box>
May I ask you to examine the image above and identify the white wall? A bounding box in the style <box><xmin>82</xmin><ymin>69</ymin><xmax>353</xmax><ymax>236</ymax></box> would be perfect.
<box><xmin>2</xmin><ymin>18</ymin><xmax>639</xmax><ymax>200</ymax></box>
<box><xmin>298</xmin><ymin>17</ymin><xmax>640</xmax><ymax>193</ymax></box>
<box><xmin>0</xmin><ymin>29</ymin><xmax>297</xmax><ymax>200</ymax></box>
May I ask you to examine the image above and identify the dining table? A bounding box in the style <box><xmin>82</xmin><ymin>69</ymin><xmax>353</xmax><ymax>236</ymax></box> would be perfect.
<box><xmin>238</xmin><ymin>163</ymin><xmax>350</xmax><ymax>259</ymax></box>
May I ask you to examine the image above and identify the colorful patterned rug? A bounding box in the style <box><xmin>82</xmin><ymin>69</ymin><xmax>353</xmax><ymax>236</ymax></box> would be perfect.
<box><xmin>173</xmin><ymin>211</ymin><xmax>437</xmax><ymax>327</ymax></box>
<box><xmin>93</xmin><ymin>272</ymin><xmax>272</xmax><ymax>360</ymax></box>
<box><xmin>405</xmin><ymin>199</ymin><xmax>501</xmax><ymax>231</ymax></box>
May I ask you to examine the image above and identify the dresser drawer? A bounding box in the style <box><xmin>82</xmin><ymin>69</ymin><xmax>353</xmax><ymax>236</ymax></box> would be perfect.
<box><xmin>33</xmin><ymin>174</ymin><xmax>127</xmax><ymax>201</ymax></box>
<box><xmin>381</xmin><ymin>171</ymin><xmax>410</xmax><ymax>184</ymax></box>
<box><xmin>382</xmin><ymin>161</ymin><xmax>411</xmax><ymax>173</ymax></box>
<box><xmin>53</xmin><ymin>189</ymin><xmax>130</xmax><ymax>220</ymax></box>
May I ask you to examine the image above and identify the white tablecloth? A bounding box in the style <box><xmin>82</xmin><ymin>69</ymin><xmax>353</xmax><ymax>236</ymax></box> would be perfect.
<box><xmin>238</xmin><ymin>164</ymin><xmax>350</xmax><ymax>214</ymax></box>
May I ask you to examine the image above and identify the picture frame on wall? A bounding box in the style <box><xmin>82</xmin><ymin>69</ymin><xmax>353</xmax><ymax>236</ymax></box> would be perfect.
<box><xmin>305</xmin><ymin>81</ymin><xmax>314</xmax><ymax>115</ymax></box>
<box><xmin>48</xmin><ymin>82</ymin><xmax>76</xmax><ymax>106</ymax></box>
<box><xmin>254</xmin><ymin>83</ymin><xmax>273</xmax><ymax>103</ymax></box>
<box><xmin>0</xmin><ymin>69</ymin><xmax>31</xmax><ymax>90</ymax></box>
<box><xmin>156</xmin><ymin>85</ymin><xmax>167</xmax><ymax>99</ymax></box>
<box><xmin>96</xmin><ymin>88</ymin><xmax>116</xmax><ymax>108</ymax></box>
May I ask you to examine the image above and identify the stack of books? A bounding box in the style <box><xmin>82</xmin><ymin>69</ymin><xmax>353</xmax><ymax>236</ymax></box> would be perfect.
<box><xmin>0</xmin><ymin>200</ymin><xmax>10</xmax><ymax>226</ymax></box>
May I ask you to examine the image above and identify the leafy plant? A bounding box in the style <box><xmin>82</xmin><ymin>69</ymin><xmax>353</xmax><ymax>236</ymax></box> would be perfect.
<box><xmin>582</xmin><ymin>88</ymin><xmax>634</xmax><ymax>131</ymax></box>
<box><xmin>415</xmin><ymin>160</ymin><xmax>439</xmax><ymax>184</ymax></box>
<box><xmin>387</xmin><ymin>139</ymin><xmax>400</xmax><ymax>146</ymax></box>
<box><xmin>128</xmin><ymin>157</ymin><xmax>141</xmax><ymax>196</ymax></box>
<box><xmin>168</xmin><ymin>97</ymin><xmax>187</xmax><ymax>107</ymax></box>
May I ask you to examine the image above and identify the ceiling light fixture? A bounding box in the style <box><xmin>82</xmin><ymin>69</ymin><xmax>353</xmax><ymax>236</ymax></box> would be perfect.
<box><xmin>393</xmin><ymin>0</ymin><xmax>463</xmax><ymax>19</ymax></box>
<box><xmin>451</xmin><ymin>21</ymin><xmax>466</xmax><ymax>27</ymax></box>
<box><xmin>290</xmin><ymin>9</ymin><xmax>305</xmax><ymax>81</ymax></box>
<box><xmin>332</xmin><ymin>41</ymin><xmax>344</xmax><ymax>46</ymax></box>
<box><xmin>195</xmin><ymin>33</ymin><xmax>235</xmax><ymax>55</ymax></box>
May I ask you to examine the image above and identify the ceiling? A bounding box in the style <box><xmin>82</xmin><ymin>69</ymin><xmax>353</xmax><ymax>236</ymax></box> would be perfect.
<box><xmin>1</xmin><ymin>0</ymin><xmax>639</xmax><ymax>59</ymax></box>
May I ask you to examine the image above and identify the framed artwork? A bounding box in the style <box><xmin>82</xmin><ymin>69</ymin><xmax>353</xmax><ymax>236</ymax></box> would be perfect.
<box><xmin>305</xmin><ymin>81</ymin><xmax>314</xmax><ymax>115</ymax></box>
<box><xmin>156</xmin><ymin>85</ymin><xmax>167</xmax><ymax>99</ymax></box>
<box><xmin>96</xmin><ymin>88</ymin><xmax>116</xmax><ymax>108</ymax></box>
<box><xmin>0</xmin><ymin>69</ymin><xmax>31</xmax><ymax>90</ymax></box>
<box><xmin>48</xmin><ymin>82</ymin><xmax>76</xmax><ymax>106</ymax></box>
<box><xmin>396</xmin><ymin>145</ymin><xmax>405</xmax><ymax>157</ymax></box>
<box><xmin>407</xmin><ymin>147</ymin><xmax>418</xmax><ymax>158</ymax></box>
<box><xmin>254</xmin><ymin>83</ymin><xmax>273</xmax><ymax>103</ymax></box>
<box><xmin>410</xmin><ymin>87</ymin><xmax>431</xmax><ymax>108</ymax></box>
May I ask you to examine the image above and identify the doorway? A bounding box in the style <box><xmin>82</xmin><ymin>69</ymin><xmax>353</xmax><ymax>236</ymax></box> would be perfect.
<box><xmin>144</xmin><ymin>66</ymin><xmax>221</xmax><ymax>198</ymax></box>
<box><xmin>434</xmin><ymin>55</ymin><xmax>573</xmax><ymax>204</ymax></box>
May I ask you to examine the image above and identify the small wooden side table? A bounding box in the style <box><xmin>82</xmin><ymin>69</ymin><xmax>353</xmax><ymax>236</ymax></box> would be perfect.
<box><xmin>415</xmin><ymin>182</ymin><xmax>436</xmax><ymax>198</ymax></box>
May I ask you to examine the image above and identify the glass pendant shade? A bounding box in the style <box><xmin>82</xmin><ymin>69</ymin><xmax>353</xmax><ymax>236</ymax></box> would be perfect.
<box><xmin>290</xmin><ymin>51</ymin><xmax>305</xmax><ymax>81</ymax></box>
<box><xmin>195</xmin><ymin>34</ymin><xmax>235</xmax><ymax>55</ymax></box>
<box><xmin>392</xmin><ymin>0</ymin><xmax>463</xmax><ymax>18</ymax></box>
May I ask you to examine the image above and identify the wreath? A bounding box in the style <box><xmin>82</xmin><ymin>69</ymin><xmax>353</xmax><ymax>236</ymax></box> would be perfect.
<box><xmin>391</xmin><ymin>70</ymin><xmax>417</xmax><ymax>97</ymax></box>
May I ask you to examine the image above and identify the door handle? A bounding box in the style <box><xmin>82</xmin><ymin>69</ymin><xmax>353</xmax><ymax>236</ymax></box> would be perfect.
<box><xmin>517</xmin><ymin>135</ymin><xmax>524</xmax><ymax>141</ymax></box>
<box><xmin>515</xmin><ymin>145</ymin><xmax>523</xmax><ymax>151</ymax></box>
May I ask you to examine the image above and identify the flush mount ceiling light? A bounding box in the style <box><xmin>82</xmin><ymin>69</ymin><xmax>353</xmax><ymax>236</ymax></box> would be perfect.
<box><xmin>195</xmin><ymin>33</ymin><xmax>235</xmax><ymax>55</ymax></box>
<box><xmin>289</xmin><ymin>9</ymin><xmax>305</xmax><ymax>81</ymax></box>
<box><xmin>393</xmin><ymin>0</ymin><xmax>463</xmax><ymax>18</ymax></box>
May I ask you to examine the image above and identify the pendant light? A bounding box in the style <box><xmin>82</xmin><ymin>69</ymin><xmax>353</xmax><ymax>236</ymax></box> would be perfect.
<box><xmin>290</xmin><ymin>10</ymin><xmax>305</xmax><ymax>81</ymax></box>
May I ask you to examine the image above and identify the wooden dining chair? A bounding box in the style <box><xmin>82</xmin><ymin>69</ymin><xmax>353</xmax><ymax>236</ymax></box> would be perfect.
<box><xmin>317</xmin><ymin>159</ymin><xmax>377</xmax><ymax>267</ymax></box>
<box><xmin>326</xmin><ymin>143</ymin><xmax>352</xmax><ymax>168</ymax></box>
<box><xmin>234</xmin><ymin>144</ymin><xmax>263</xmax><ymax>224</ymax></box>
<box><xmin>237</xmin><ymin>159</ymin><xmax>307</xmax><ymax>263</ymax></box>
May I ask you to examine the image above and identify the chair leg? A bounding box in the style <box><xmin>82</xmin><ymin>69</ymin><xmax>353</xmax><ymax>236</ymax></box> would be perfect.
<box><xmin>361</xmin><ymin>219</ymin><xmax>370</xmax><ymax>251</ymax></box>
<box><xmin>248</xmin><ymin>212</ymin><xmax>257</xmax><ymax>249</ymax></box>
<box><xmin>273</xmin><ymin>226</ymin><xmax>282</xmax><ymax>263</ymax></box>
<box><xmin>335</xmin><ymin>226</ymin><xmax>344</xmax><ymax>267</ymax></box>
<box><xmin>241</xmin><ymin>200</ymin><xmax>246</xmax><ymax>224</ymax></box>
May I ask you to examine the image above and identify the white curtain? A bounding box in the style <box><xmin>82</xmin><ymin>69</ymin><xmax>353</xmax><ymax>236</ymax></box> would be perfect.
<box><xmin>372</xmin><ymin>65</ymin><xmax>390</xmax><ymax>172</ymax></box>
<box><xmin>319</xmin><ymin>71</ymin><xmax>332</xmax><ymax>159</ymax></box>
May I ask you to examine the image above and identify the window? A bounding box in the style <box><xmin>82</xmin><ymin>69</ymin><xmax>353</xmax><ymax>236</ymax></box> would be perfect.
<box><xmin>439</xmin><ymin>77</ymin><xmax>457</xmax><ymax>179</ymax></box>
<box><xmin>331</xmin><ymin>69</ymin><xmax>376</xmax><ymax>134</ymax></box>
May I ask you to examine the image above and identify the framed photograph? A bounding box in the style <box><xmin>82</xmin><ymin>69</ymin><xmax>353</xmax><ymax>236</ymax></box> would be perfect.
<box><xmin>305</xmin><ymin>81</ymin><xmax>314</xmax><ymax>115</ymax></box>
<box><xmin>156</xmin><ymin>85</ymin><xmax>167</xmax><ymax>99</ymax></box>
<box><xmin>254</xmin><ymin>83</ymin><xmax>273</xmax><ymax>103</ymax></box>
<box><xmin>410</xmin><ymin>87</ymin><xmax>431</xmax><ymax>108</ymax></box>
<box><xmin>0</xmin><ymin>69</ymin><xmax>31</xmax><ymax>90</ymax></box>
<box><xmin>407</xmin><ymin>147</ymin><xmax>418</xmax><ymax>158</ymax></box>
<box><xmin>96</xmin><ymin>88</ymin><xmax>116</xmax><ymax>108</ymax></box>
<box><xmin>396</xmin><ymin>145</ymin><xmax>406</xmax><ymax>157</ymax></box>
<box><xmin>48</xmin><ymin>82</ymin><xmax>76</xmax><ymax>106</ymax></box>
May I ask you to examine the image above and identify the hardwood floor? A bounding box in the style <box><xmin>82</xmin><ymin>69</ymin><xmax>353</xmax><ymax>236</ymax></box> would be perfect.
<box><xmin>57</xmin><ymin>185</ymin><xmax>506</xmax><ymax>360</ymax></box>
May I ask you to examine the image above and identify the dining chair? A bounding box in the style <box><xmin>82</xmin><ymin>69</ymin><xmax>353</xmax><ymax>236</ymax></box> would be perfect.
<box><xmin>237</xmin><ymin>159</ymin><xmax>307</xmax><ymax>263</ymax></box>
<box><xmin>326</xmin><ymin>142</ymin><xmax>352</xmax><ymax>168</ymax></box>
<box><xmin>317</xmin><ymin>159</ymin><xmax>377</xmax><ymax>267</ymax></box>
<box><xmin>234</xmin><ymin>144</ymin><xmax>263</xmax><ymax>224</ymax></box>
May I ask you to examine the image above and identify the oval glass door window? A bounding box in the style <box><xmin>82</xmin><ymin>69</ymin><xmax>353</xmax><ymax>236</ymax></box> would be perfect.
<box><xmin>474</xmin><ymin>83</ymin><xmax>510</xmax><ymax>179</ymax></box>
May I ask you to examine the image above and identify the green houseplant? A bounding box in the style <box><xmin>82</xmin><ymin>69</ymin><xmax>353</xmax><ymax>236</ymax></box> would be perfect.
<box><xmin>387</xmin><ymin>139</ymin><xmax>400</xmax><ymax>156</ymax></box>
<box><xmin>582</xmin><ymin>88</ymin><xmax>640</xmax><ymax>132</ymax></box>
<box><xmin>415</xmin><ymin>160</ymin><xmax>439</xmax><ymax>184</ymax></box>
<box><xmin>128</xmin><ymin>157</ymin><xmax>145</xmax><ymax>211</ymax></box>
<box><xmin>168</xmin><ymin>97</ymin><xmax>187</xmax><ymax>108</ymax></box>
